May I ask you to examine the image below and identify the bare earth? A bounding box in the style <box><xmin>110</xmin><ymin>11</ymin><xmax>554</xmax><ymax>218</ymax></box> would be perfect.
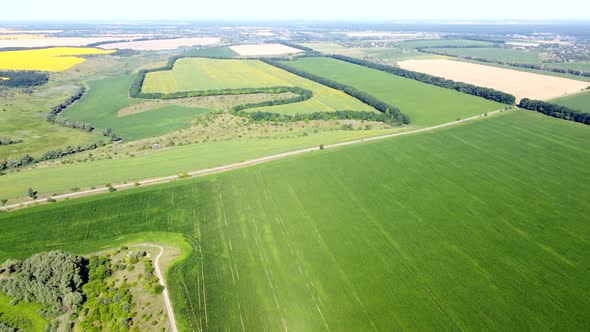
<box><xmin>230</xmin><ymin>44</ymin><xmax>303</xmax><ymax>56</ymax></box>
<box><xmin>101</xmin><ymin>37</ymin><xmax>221</xmax><ymax>50</ymax></box>
<box><xmin>0</xmin><ymin>37</ymin><xmax>128</xmax><ymax>48</ymax></box>
<box><xmin>398</xmin><ymin>59</ymin><xmax>589</xmax><ymax>101</ymax></box>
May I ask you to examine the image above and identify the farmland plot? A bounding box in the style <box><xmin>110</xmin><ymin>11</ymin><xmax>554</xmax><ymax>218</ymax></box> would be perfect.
<box><xmin>1</xmin><ymin>110</ymin><xmax>589</xmax><ymax>331</ymax></box>
<box><xmin>280</xmin><ymin>57</ymin><xmax>503</xmax><ymax>125</ymax></box>
<box><xmin>229</xmin><ymin>43</ymin><xmax>303</xmax><ymax>56</ymax></box>
<box><xmin>0</xmin><ymin>47</ymin><xmax>115</xmax><ymax>71</ymax></box>
<box><xmin>398</xmin><ymin>59</ymin><xmax>589</xmax><ymax>101</ymax></box>
<box><xmin>142</xmin><ymin>58</ymin><xmax>375</xmax><ymax>115</ymax></box>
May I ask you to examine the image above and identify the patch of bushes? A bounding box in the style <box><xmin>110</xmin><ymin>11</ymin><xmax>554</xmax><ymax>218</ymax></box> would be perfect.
<box><xmin>0</xmin><ymin>137</ymin><xmax>23</xmax><ymax>146</ymax></box>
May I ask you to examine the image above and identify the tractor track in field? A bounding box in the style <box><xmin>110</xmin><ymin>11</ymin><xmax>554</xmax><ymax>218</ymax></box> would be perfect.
<box><xmin>0</xmin><ymin>109</ymin><xmax>509</xmax><ymax>212</ymax></box>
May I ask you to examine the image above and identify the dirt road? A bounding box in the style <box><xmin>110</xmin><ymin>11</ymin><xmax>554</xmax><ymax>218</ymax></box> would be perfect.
<box><xmin>140</xmin><ymin>244</ymin><xmax>178</xmax><ymax>332</ymax></box>
<box><xmin>0</xmin><ymin>109</ymin><xmax>508</xmax><ymax>211</ymax></box>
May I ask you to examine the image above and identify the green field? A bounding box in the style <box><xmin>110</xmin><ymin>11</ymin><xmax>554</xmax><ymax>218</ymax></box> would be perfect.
<box><xmin>0</xmin><ymin>127</ymin><xmax>405</xmax><ymax>200</ymax></box>
<box><xmin>142</xmin><ymin>58</ymin><xmax>375</xmax><ymax>115</ymax></box>
<box><xmin>551</xmin><ymin>90</ymin><xmax>590</xmax><ymax>113</ymax></box>
<box><xmin>1</xmin><ymin>110</ymin><xmax>589</xmax><ymax>330</ymax></box>
<box><xmin>397</xmin><ymin>38</ymin><xmax>496</xmax><ymax>49</ymax></box>
<box><xmin>62</xmin><ymin>75</ymin><xmax>210</xmax><ymax>140</ymax></box>
<box><xmin>429</xmin><ymin>47</ymin><xmax>543</xmax><ymax>63</ymax></box>
<box><xmin>302</xmin><ymin>42</ymin><xmax>441</xmax><ymax>62</ymax></box>
<box><xmin>550</xmin><ymin>61</ymin><xmax>590</xmax><ymax>72</ymax></box>
<box><xmin>0</xmin><ymin>294</ymin><xmax>49</xmax><ymax>331</ymax></box>
<box><xmin>278</xmin><ymin>57</ymin><xmax>503</xmax><ymax>125</ymax></box>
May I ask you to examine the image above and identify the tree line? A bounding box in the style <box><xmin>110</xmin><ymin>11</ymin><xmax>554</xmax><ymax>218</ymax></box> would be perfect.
<box><xmin>261</xmin><ymin>58</ymin><xmax>409</xmax><ymax>124</ymax></box>
<box><xmin>240</xmin><ymin>110</ymin><xmax>404</xmax><ymax>125</ymax></box>
<box><xmin>0</xmin><ymin>142</ymin><xmax>104</xmax><ymax>172</ymax></box>
<box><xmin>326</xmin><ymin>54</ymin><xmax>516</xmax><ymax>104</ymax></box>
<box><xmin>0</xmin><ymin>70</ymin><xmax>48</xmax><ymax>87</ymax></box>
<box><xmin>46</xmin><ymin>87</ymin><xmax>95</xmax><ymax>132</ymax></box>
<box><xmin>519</xmin><ymin>98</ymin><xmax>590</xmax><ymax>125</ymax></box>
<box><xmin>418</xmin><ymin>49</ymin><xmax>590</xmax><ymax>78</ymax></box>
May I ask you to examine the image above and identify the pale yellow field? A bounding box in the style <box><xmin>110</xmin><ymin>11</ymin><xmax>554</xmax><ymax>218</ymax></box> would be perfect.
<box><xmin>0</xmin><ymin>34</ymin><xmax>46</xmax><ymax>40</ymax></box>
<box><xmin>0</xmin><ymin>47</ymin><xmax>115</xmax><ymax>71</ymax></box>
<box><xmin>229</xmin><ymin>44</ymin><xmax>302</xmax><ymax>56</ymax></box>
<box><xmin>0</xmin><ymin>37</ymin><xmax>126</xmax><ymax>48</ymax></box>
<box><xmin>398</xmin><ymin>59</ymin><xmax>589</xmax><ymax>101</ymax></box>
<box><xmin>101</xmin><ymin>37</ymin><xmax>220</xmax><ymax>50</ymax></box>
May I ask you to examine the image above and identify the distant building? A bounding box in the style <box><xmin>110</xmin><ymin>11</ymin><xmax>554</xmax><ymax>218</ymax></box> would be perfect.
<box><xmin>152</xmin><ymin>143</ymin><xmax>160</xmax><ymax>150</ymax></box>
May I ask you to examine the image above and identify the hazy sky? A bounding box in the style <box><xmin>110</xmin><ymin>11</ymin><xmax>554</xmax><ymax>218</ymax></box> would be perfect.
<box><xmin>1</xmin><ymin>0</ymin><xmax>589</xmax><ymax>21</ymax></box>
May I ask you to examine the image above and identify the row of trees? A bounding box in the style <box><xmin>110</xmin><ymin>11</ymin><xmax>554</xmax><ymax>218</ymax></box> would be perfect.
<box><xmin>38</xmin><ymin>143</ymin><xmax>100</xmax><ymax>162</ymax></box>
<box><xmin>0</xmin><ymin>137</ymin><xmax>23</xmax><ymax>146</ymax></box>
<box><xmin>231</xmin><ymin>87</ymin><xmax>313</xmax><ymax>112</ymax></box>
<box><xmin>262</xmin><ymin>59</ymin><xmax>409</xmax><ymax>124</ymax></box>
<box><xmin>327</xmin><ymin>54</ymin><xmax>516</xmax><ymax>104</ymax></box>
<box><xmin>0</xmin><ymin>141</ymin><xmax>105</xmax><ymax>171</ymax></box>
<box><xmin>519</xmin><ymin>98</ymin><xmax>590</xmax><ymax>125</ymax></box>
<box><xmin>241</xmin><ymin>110</ymin><xmax>405</xmax><ymax>125</ymax></box>
<box><xmin>0</xmin><ymin>70</ymin><xmax>48</xmax><ymax>87</ymax></box>
<box><xmin>46</xmin><ymin>87</ymin><xmax>95</xmax><ymax>132</ymax></box>
<box><xmin>419</xmin><ymin>49</ymin><xmax>590</xmax><ymax>78</ymax></box>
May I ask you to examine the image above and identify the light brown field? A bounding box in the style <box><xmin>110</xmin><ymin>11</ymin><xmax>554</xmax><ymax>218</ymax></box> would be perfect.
<box><xmin>229</xmin><ymin>44</ymin><xmax>303</xmax><ymax>56</ymax></box>
<box><xmin>101</xmin><ymin>37</ymin><xmax>220</xmax><ymax>50</ymax></box>
<box><xmin>398</xmin><ymin>59</ymin><xmax>589</xmax><ymax>101</ymax></box>
<box><xmin>0</xmin><ymin>37</ymin><xmax>127</xmax><ymax>48</ymax></box>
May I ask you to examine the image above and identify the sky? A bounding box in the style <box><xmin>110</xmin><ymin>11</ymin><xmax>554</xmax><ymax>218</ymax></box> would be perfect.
<box><xmin>1</xmin><ymin>0</ymin><xmax>589</xmax><ymax>21</ymax></box>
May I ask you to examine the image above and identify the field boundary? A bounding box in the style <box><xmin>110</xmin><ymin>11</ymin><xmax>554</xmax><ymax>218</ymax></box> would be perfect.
<box><xmin>0</xmin><ymin>108</ymin><xmax>510</xmax><ymax>211</ymax></box>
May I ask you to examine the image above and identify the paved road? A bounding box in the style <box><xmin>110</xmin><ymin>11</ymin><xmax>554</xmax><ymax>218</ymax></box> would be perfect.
<box><xmin>0</xmin><ymin>109</ymin><xmax>507</xmax><ymax>211</ymax></box>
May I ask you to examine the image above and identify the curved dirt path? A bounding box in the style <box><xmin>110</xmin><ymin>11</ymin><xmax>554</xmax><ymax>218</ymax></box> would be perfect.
<box><xmin>139</xmin><ymin>244</ymin><xmax>178</xmax><ymax>332</ymax></box>
<box><xmin>0</xmin><ymin>109</ymin><xmax>508</xmax><ymax>211</ymax></box>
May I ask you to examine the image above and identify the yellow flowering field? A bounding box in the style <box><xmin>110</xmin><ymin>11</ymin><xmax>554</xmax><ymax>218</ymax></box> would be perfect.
<box><xmin>0</xmin><ymin>47</ymin><xmax>115</xmax><ymax>71</ymax></box>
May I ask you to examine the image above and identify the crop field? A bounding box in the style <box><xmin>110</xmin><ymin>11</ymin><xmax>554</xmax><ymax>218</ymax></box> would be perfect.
<box><xmin>398</xmin><ymin>59</ymin><xmax>589</xmax><ymax>101</ymax></box>
<box><xmin>428</xmin><ymin>47</ymin><xmax>544</xmax><ymax>63</ymax></box>
<box><xmin>142</xmin><ymin>58</ymin><xmax>376</xmax><ymax>115</ymax></box>
<box><xmin>396</xmin><ymin>38</ymin><xmax>496</xmax><ymax>48</ymax></box>
<box><xmin>101</xmin><ymin>37</ymin><xmax>221</xmax><ymax>50</ymax></box>
<box><xmin>1</xmin><ymin>111</ymin><xmax>589</xmax><ymax>330</ymax></box>
<box><xmin>0</xmin><ymin>47</ymin><xmax>115</xmax><ymax>71</ymax></box>
<box><xmin>550</xmin><ymin>61</ymin><xmax>590</xmax><ymax>72</ymax></box>
<box><xmin>551</xmin><ymin>90</ymin><xmax>590</xmax><ymax>113</ymax></box>
<box><xmin>279</xmin><ymin>57</ymin><xmax>503</xmax><ymax>125</ymax></box>
<box><xmin>301</xmin><ymin>42</ymin><xmax>440</xmax><ymax>62</ymax></box>
<box><xmin>61</xmin><ymin>75</ymin><xmax>210</xmax><ymax>140</ymax></box>
<box><xmin>229</xmin><ymin>43</ymin><xmax>303</xmax><ymax>56</ymax></box>
<box><xmin>0</xmin><ymin>126</ymin><xmax>405</xmax><ymax>200</ymax></box>
<box><xmin>0</xmin><ymin>37</ymin><xmax>125</xmax><ymax>48</ymax></box>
